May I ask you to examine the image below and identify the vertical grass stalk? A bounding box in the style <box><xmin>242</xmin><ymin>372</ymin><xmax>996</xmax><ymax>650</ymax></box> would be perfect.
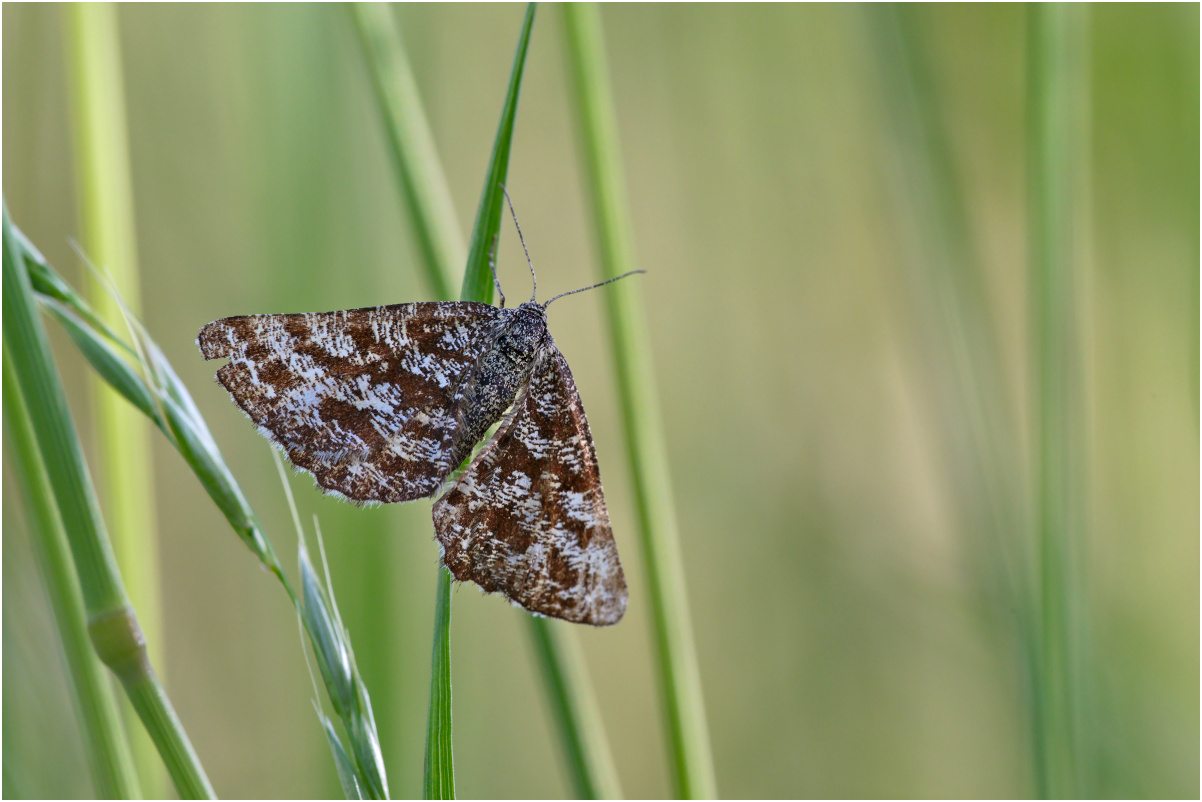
<box><xmin>562</xmin><ymin>5</ymin><xmax>717</xmax><ymax>798</ymax></box>
<box><xmin>3</xmin><ymin>206</ymin><xmax>215</xmax><ymax>799</ymax></box>
<box><xmin>355</xmin><ymin>5</ymin><xmax>621</xmax><ymax>797</ymax></box>
<box><xmin>867</xmin><ymin>5</ymin><xmax>1045</xmax><ymax>793</ymax></box>
<box><xmin>426</xmin><ymin>8</ymin><xmax>537</xmax><ymax>797</ymax></box>
<box><xmin>1028</xmin><ymin>4</ymin><xmax>1090</xmax><ymax>797</ymax></box>
<box><xmin>527</xmin><ymin>619</ymin><xmax>622</xmax><ymax>799</ymax></box>
<box><xmin>350</xmin><ymin>2</ymin><xmax>465</xmax><ymax>300</ymax></box>
<box><xmin>2</xmin><ymin>353</ymin><xmax>140</xmax><ymax>799</ymax></box>
<box><xmin>423</xmin><ymin>567</ymin><xmax>455</xmax><ymax>800</ymax></box>
<box><xmin>865</xmin><ymin>3</ymin><xmax>1030</xmax><ymax>592</ymax></box>
<box><xmin>63</xmin><ymin>4</ymin><xmax>164</xmax><ymax>794</ymax></box>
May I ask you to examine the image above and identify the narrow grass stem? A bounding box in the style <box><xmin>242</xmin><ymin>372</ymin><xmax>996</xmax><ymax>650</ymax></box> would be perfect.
<box><xmin>459</xmin><ymin>3</ymin><xmax>537</xmax><ymax>305</ymax></box>
<box><xmin>352</xmin><ymin>5</ymin><xmax>621</xmax><ymax>796</ymax></box>
<box><xmin>2</xmin><ymin>352</ymin><xmax>140</xmax><ymax>799</ymax></box>
<box><xmin>112</xmin><ymin>635</ymin><xmax>212</xmax><ymax>799</ymax></box>
<box><xmin>1028</xmin><ymin>4</ymin><xmax>1090</xmax><ymax>796</ymax></box>
<box><xmin>562</xmin><ymin>5</ymin><xmax>717</xmax><ymax>798</ymax></box>
<box><xmin>423</xmin><ymin>567</ymin><xmax>455</xmax><ymax>800</ymax></box>
<box><xmin>526</xmin><ymin>618</ymin><xmax>622</xmax><ymax>799</ymax></box>
<box><xmin>63</xmin><ymin>5</ymin><xmax>164</xmax><ymax>791</ymax></box>
<box><xmin>423</xmin><ymin>6</ymin><xmax>537</xmax><ymax>792</ymax></box>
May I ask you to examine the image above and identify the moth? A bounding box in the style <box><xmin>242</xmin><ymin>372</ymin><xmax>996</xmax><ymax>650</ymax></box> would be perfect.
<box><xmin>198</xmin><ymin>194</ymin><xmax>641</xmax><ymax>626</ymax></box>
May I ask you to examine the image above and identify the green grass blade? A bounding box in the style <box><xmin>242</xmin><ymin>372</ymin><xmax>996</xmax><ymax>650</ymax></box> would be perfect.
<box><xmin>423</xmin><ymin>8</ymin><xmax>536</xmax><ymax>797</ymax></box>
<box><xmin>3</xmin><ymin>206</ymin><xmax>215</xmax><ymax>799</ymax></box>
<box><xmin>423</xmin><ymin>567</ymin><xmax>455</xmax><ymax>800</ymax></box>
<box><xmin>23</xmin><ymin>240</ymin><xmax>284</xmax><ymax>577</ymax></box>
<box><xmin>353</xmin><ymin>5</ymin><xmax>622</xmax><ymax>796</ymax></box>
<box><xmin>350</xmin><ymin>2</ymin><xmax>465</xmax><ymax>300</ymax></box>
<box><xmin>1028</xmin><ymin>4</ymin><xmax>1091</xmax><ymax>797</ymax></box>
<box><xmin>2</xmin><ymin>352</ymin><xmax>140</xmax><ymax>799</ymax></box>
<box><xmin>460</xmin><ymin>3</ymin><xmax>537</xmax><ymax>304</ymax></box>
<box><xmin>526</xmin><ymin>618</ymin><xmax>622</xmax><ymax>799</ymax></box>
<box><xmin>562</xmin><ymin>5</ymin><xmax>717</xmax><ymax>798</ymax></box>
<box><xmin>865</xmin><ymin>5</ymin><xmax>1092</xmax><ymax>798</ymax></box>
<box><xmin>63</xmin><ymin>5</ymin><xmax>164</xmax><ymax>790</ymax></box>
<box><xmin>21</xmin><ymin>225</ymin><xmax>390</xmax><ymax>797</ymax></box>
<box><xmin>41</xmin><ymin>298</ymin><xmax>160</xmax><ymax>425</ymax></box>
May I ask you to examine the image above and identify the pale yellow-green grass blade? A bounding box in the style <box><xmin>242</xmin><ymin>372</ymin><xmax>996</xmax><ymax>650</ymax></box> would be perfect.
<box><xmin>62</xmin><ymin>7</ymin><xmax>164</xmax><ymax>792</ymax></box>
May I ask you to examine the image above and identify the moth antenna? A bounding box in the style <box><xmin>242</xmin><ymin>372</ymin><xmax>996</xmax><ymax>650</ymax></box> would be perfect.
<box><xmin>542</xmin><ymin>270</ymin><xmax>647</xmax><ymax>308</ymax></box>
<box><xmin>488</xmin><ymin>233</ymin><xmax>504</xmax><ymax>308</ymax></box>
<box><xmin>499</xmin><ymin>183</ymin><xmax>537</xmax><ymax>303</ymax></box>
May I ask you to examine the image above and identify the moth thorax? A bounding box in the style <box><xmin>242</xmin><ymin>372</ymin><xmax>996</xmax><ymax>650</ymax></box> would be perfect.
<box><xmin>497</xmin><ymin>303</ymin><xmax>549</xmax><ymax>365</ymax></box>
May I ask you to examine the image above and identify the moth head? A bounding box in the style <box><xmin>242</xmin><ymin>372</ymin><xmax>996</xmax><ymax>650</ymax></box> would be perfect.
<box><xmin>514</xmin><ymin>300</ymin><xmax>548</xmax><ymax>323</ymax></box>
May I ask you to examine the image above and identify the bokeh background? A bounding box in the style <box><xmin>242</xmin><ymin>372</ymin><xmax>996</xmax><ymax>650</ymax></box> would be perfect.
<box><xmin>3</xmin><ymin>3</ymin><xmax>1197</xmax><ymax>798</ymax></box>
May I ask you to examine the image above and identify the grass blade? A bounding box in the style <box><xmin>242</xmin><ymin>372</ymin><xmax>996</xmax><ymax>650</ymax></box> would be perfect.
<box><xmin>350</xmin><ymin>2</ymin><xmax>465</xmax><ymax>300</ymax></box>
<box><xmin>354</xmin><ymin>5</ymin><xmax>623</xmax><ymax>795</ymax></box>
<box><xmin>527</xmin><ymin>618</ymin><xmax>622</xmax><ymax>799</ymax></box>
<box><xmin>561</xmin><ymin>5</ymin><xmax>717</xmax><ymax>798</ymax></box>
<box><xmin>290</xmin><ymin>492</ymin><xmax>389</xmax><ymax>800</ymax></box>
<box><xmin>3</xmin><ymin>205</ymin><xmax>215</xmax><ymax>799</ymax></box>
<box><xmin>459</xmin><ymin>3</ymin><xmax>537</xmax><ymax>305</ymax></box>
<box><xmin>423</xmin><ymin>567</ymin><xmax>455</xmax><ymax>800</ymax></box>
<box><xmin>17</xmin><ymin>221</ymin><xmax>392</xmax><ymax>797</ymax></box>
<box><xmin>2</xmin><ymin>352</ymin><xmax>139</xmax><ymax>799</ymax></box>
<box><xmin>1028</xmin><ymin>4</ymin><xmax>1091</xmax><ymax>796</ymax></box>
<box><xmin>321</xmin><ymin>713</ymin><xmax>367</xmax><ymax>800</ymax></box>
<box><xmin>420</xmin><ymin>6</ymin><xmax>537</xmax><ymax>797</ymax></box>
<box><xmin>864</xmin><ymin>4</ymin><xmax>1095</xmax><ymax>798</ymax></box>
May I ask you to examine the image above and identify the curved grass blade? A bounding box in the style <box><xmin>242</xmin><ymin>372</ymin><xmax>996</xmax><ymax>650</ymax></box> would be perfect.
<box><xmin>3</xmin><ymin>205</ymin><xmax>214</xmax><ymax>799</ymax></box>
<box><xmin>285</xmin><ymin>462</ymin><xmax>389</xmax><ymax>800</ymax></box>
<box><xmin>13</xmin><ymin>217</ymin><xmax>390</xmax><ymax>798</ymax></box>
<box><xmin>562</xmin><ymin>5</ymin><xmax>717</xmax><ymax>797</ymax></box>
<box><xmin>321</xmin><ymin>713</ymin><xmax>366</xmax><ymax>800</ymax></box>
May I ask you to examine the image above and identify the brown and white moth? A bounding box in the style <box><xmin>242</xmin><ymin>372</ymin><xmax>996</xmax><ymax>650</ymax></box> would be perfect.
<box><xmin>198</xmin><ymin>197</ymin><xmax>641</xmax><ymax>626</ymax></box>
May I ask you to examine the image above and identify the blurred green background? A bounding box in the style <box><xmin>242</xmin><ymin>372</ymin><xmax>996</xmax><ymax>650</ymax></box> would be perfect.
<box><xmin>3</xmin><ymin>3</ymin><xmax>1197</xmax><ymax>798</ymax></box>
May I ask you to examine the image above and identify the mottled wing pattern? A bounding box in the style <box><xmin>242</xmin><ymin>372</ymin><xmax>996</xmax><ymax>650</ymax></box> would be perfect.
<box><xmin>432</xmin><ymin>347</ymin><xmax>627</xmax><ymax>626</ymax></box>
<box><xmin>198</xmin><ymin>302</ymin><xmax>501</xmax><ymax>502</ymax></box>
